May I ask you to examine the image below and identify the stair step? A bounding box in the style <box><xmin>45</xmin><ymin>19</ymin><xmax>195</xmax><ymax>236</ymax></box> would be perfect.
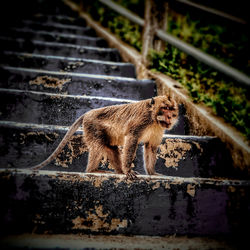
<box><xmin>0</xmin><ymin>51</ymin><xmax>136</xmax><ymax>78</ymax></box>
<box><xmin>0</xmin><ymin>233</ymin><xmax>236</xmax><ymax>250</ymax></box>
<box><xmin>30</xmin><ymin>14</ymin><xmax>87</xmax><ymax>27</ymax></box>
<box><xmin>0</xmin><ymin>67</ymin><xmax>154</xmax><ymax>98</ymax></box>
<box><xmin>0</xmin><ymin>88</ymin><xmax>136</xmax><ymax>126</ymax></box>
<box><xmin>1</xmin><ymin>28</ymin><xmax>107</xmax><ymax>47</ymax></box>
<box><xmin>0</xmin><ymin>121</ymin><xmax>239</xmax><ymax>179</ymax></box>
<box><xmin>19</xmin><ymin>20</ymin><xmax>96</xmax><ymax>36</ymax></box>
<box><xmin>0</xmin><ymin>168</ymin><xmax>249</xmax><ymax>236</ymax></box>
<box><xmin>0</xmin><ymin>37</ymin><xmax>122</xmax><ymax>61</ymax></box>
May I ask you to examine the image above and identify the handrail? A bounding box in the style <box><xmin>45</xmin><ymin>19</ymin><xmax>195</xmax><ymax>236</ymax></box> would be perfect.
<box><xmin>99</xmin><ymin>0</ymin><xmax>250</xmax><ymax>87</ymax></box>
<box><xmin>176</xmin><ymin>0</ymin><xmax>247</xmax><ymax>24</ymax></box>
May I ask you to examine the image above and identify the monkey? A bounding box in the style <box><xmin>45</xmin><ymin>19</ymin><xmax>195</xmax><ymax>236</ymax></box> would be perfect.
<box><xmin>30</xmin><ymin>95</ymin><xmax>178</xmax><ymax>179</ymax></box>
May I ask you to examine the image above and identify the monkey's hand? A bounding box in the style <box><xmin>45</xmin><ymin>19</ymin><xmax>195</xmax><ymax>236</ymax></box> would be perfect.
<box><xmin>125</xmin><ymin>170</ymin><xmax>138</xmax><ymax>180</ymax></box>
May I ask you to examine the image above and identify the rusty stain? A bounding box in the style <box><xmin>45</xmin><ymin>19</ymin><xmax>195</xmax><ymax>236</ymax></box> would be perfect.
<box><xmin>93</xmin><ymin>176</ymin><xmax>109</xmax><ymax>188</ymax></box>
<box><xmin>72</xmin><ymin>205</ymin><xmax>127</xmax><ymax>232</ymax></box>
<box><xmin>33</xmin><ymin>214</ymin><xmax>45</xmax><ymax>225</ymax></box>
<box><xmin>56</xmin><ymin>173</ymin><xmax>84</xmax><ymax>183</ymax></box>
<box><xmin>152</xmin><ymin>181</ymin><xmax>161</xmax><ymax>190</ymax></box>
<box><xmin>157</xmin><ymin>139</ymin><xmax>192</xmax><ymax>168</ymax></box>
<box><xmin>19</xmin><ymin>131</ymin><xmax>59</xmax><ymax>145</ymax></box>
<box><xmin>187</xmin><ymin>184</ymin><xmax>196</xmax><ymax>197</ymax></box>
<box><xmin>63</xmin><ymin>61</ymin><xmax>85</xmax><ymax>72</ymax></box>
<box><xmin>55</xmin><ymin>134</ymin><xmax>87</xmax><ymax>168</ymax></box>
<box><xmin>193</xmin><ymin>141</ymin><xmax>203</xmax><ymax>153</ymax></box>
<box><xmin>29</xmin><ymin>76</ymin><xmax>71</xmax><ymax>90</ymax></box>
<box><xmin>228</xmin><ymin>186</ymin><xmax>236</xmax><ymax>193</ymax></box>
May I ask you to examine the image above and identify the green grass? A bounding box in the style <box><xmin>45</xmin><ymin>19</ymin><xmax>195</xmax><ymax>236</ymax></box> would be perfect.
<box><xmin>88</xmin><ymin>1</ymin><xmax>142</xmax><ymax>51</ymax></box>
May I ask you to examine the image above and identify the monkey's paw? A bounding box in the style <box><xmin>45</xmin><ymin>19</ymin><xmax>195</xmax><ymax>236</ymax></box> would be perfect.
<box><xmin>125</xmin><ymin>170</ymin><xmax>138</xmax><ymax>180</ymax></box>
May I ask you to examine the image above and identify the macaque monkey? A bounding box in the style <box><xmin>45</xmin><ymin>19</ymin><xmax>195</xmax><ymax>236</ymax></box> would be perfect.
<box><xmin>31</xmin><ymin>96</ymin><xmax>178</xmax><ymax>179</ymax></box>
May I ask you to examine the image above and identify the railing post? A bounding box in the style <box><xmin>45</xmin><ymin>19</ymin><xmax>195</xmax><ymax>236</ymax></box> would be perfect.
<box><xmin>154</xmin><ymin>1</ymin><xmax>169</xmax><ymax>52</ymax></box>
<box><xmin>142</xmin><ymin>0</ymin><xmax>169</xmax><ymax>65</ymax></box>
<box><xmin>142</xmin><ymin>0</ymin><xmax>154</xmax><ymax>66</ymax></box>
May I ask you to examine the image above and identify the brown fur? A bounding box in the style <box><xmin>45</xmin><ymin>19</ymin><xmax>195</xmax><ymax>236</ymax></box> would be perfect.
<box><xmin>31</xmin><ymin>96</ymin><xmax>178</xmax><ymax>179</ymax></box>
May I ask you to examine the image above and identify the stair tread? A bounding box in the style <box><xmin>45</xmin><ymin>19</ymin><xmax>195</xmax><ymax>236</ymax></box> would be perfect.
<box><xmin>0</xmin><ymin>120</ymin><xmax>239</xmax><ymax>179</ymax></box>
<box><xmin>0</xmin><ymin>37</ymin><xmax>122</xmax><ymax>61</ymax></box>
<box><xmin>1</xmin><ymin>28</ymin><xmax>107</xmax><ymax>47</ymax></box>
<box><xmin>0</xmin><ymin>51</ymin><xmax>136</xmax><ymax>78</ymax></box>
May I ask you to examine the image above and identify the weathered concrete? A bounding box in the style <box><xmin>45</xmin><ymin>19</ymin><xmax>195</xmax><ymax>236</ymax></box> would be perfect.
<box><xmin>0</xmin><ymin>121</ymin><xmax>240</xmax><ymax>178</ymax></box>
<box><xmin>20</xmin><ymin>20</ymin><xmax>96</xmax><ymax>36</ymax></box>
<box><xmin>0</xmin><ymin>67</ymin><xmax>155</xmax><ymax>97</ymax></box>
<box><xmin>0</xmin><ymin>37</ymin><xmax>122</xmax><ymax>61</ymax></box>
<box><xmin>0</xmin><ymin>51</ymin><xmax>136</xmax><ymax>77</ymax></box>
<box><xmin>0</xmin><ymin>233</ymin><xmax>238</xmax><ymax>250</ymax></box>
<box><xmin>0</xmin><ymin>169</ymin><xmax>249</xmax><ymax>237</ymax></box>
<box><xmin>29</xmin><ymin>14</ymin><xmax>87</xmax><ymax>27</ymax></box>
<box><xmin>0</xmin><ymin>0</ymin><xmax>248</xmax><ymax>244</ymax></box>
<box><xmin>0</xmin><ymin>88</ymin><xmax>189</xmax><ymax>136</ymax></box>
<box><xmin>2</xmin><ymin>28</ymin><xmax>107</xmax><ymax>47</ymax></box>
<box><xmin>0</xmin><ymin>88</ymin><xmax>133</xmax><ymax>126</ymax></box>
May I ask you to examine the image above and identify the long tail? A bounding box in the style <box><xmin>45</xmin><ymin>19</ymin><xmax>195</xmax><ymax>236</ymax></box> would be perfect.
<box><xmin>30</xmin><ymin>114</ymin><xmax>85</xmax><ymax>170</ymax></box>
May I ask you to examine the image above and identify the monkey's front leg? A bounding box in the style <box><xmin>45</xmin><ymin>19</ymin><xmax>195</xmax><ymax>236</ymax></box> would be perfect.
<box><xmin>122</xmin><ymin>135</ymin><xmax>139</xmax><ymax>180</ymax></box>
<box><xmin>144</xmin><ymin>143</ymin><xmax>159</xmax><ymax>175</ymax></box>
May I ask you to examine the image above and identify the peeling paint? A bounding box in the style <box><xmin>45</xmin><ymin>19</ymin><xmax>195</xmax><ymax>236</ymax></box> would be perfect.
<box><xmin>29</xmin><ymin>76</ymin><xmax>71</xmax><ymax>90</ymax></box>
<box><xmin>93</xmin><ymin>176</ymin><xmax>109</xmax><ymax>188</ymax></box>
<box><xmin>187</xmin><ymin>184</ymin><xmax>196</xmax><ymax>197</ymax></box>
<box><xmin>63</xmin><ymin>61</ymin><xmax>85</xmax><ymax>72</ymax></box>
<box><xmin>157</xmin><ymin>139</ymin><xmax>192</xmax><ymax>168</ymax></box>
<box><xmin>55</xmin><ymin>134</ymin><xmax>87</xmax><ymax>168</ymax></box>
<box><xmin>228</xmin><ymin>186</ymin><xmax>236</xmax><ymax>193</ymax></box>
<box><xmin>33</xmin><ymin>214</ymin><xmax>45</xmax><ymax>225</ymax></box>
<box><xmin>193</xmin><ymin>141</ymin><xmax>203</xmax><ymax>153</ymax></box>
<box><xmin>152</xmin><ymin>181</ymin><xmax>161</xmax><ymax>190</ymax></box>
<box><xmin>72</xmin><ymin>205</ymin><xmax>128</xmax><ymax>232</ymax></box>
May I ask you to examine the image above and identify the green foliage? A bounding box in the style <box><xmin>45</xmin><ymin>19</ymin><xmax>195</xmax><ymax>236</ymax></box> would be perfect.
<box><xmin>87</xmin><ymin>0</ymin><xmax>142</xmax><ymax>51</ymax></box>
<box><xmin>168</xmin><ymin>10</ymin><xmax>250</xmax><ymax>76</ymax></box>
<box><xmin>149</xmin><ymin>46</ymin><xmax>250</xmax><ymax>139</ymax></box>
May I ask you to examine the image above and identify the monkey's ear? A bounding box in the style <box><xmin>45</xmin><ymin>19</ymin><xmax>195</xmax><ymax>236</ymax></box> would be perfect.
<box><xmin>151</xmin><ymin>97</ymin><xmax>155</xmax><ymax>105</ymax></box>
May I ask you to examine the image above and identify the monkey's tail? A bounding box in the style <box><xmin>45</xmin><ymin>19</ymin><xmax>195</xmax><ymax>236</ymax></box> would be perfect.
<box><xmin>30</xmin><ymin>115</ymin><xmax>85</xmax><ymax>171</ymax></box>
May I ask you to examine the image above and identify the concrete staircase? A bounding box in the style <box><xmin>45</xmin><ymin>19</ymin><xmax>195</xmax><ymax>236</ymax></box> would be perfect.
<box><xmin>0</xmin><ymin>0</ymin><xmax>249</xmax><ymax>247</ymax></box>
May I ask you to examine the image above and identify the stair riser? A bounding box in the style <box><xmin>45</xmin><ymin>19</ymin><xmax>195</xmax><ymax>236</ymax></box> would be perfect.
<box><xmin>0</xmin><ymin>69</ymin><xmax>152</xmax><ymax>99</ymax></box>
<box><xmin>0</xmin><ymin>38</ymin><xmax>121</xmax><ymax>61</ymax></box>
<box><xmin>2</xmin><ymin>29</ymin><xmax>107</xmax><ymax>47</ymax></box>
<box><xmin>0</xmin><ymin>53</ymin><xmax>136</xmax><ymax>78</ymax></box>
<box><xmin>20</xmin><ymin>21</ymin><xmax>96</xmax><ymax>36</ymax></box>
<box><xmin>0</xmin><ymin>90</ymin><xmax>131</xmax><ymax>126</ymax></box>
<box><xmin>0</xmin><ymin>170</ymin><xmax>249</xmax><ymax>236</ymax></box>
<box><xmin>30</xmin><ymin>14</ymin><xmax>87</xmax><ymax>27</ymax></box>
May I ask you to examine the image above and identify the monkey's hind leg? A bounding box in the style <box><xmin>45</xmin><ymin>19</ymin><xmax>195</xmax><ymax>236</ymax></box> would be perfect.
<box><xmin>105</xmin><ymin>145</ymin><xmax>123</xmax><ymax>174</ymax></box>
<box><xmin>85</xmin><ymin>149</ymin><xmax>103</xmax><ymax>173</ymax></box>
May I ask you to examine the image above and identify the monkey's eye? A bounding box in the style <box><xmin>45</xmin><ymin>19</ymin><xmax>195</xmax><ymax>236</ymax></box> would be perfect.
<box><xmin>162</xmin><ymin>106</ymin><xmax>169</xmax><ymax>110</ymax></box>
<box><xmin>162</xmin><ymin>106</ymin><xmax>175</xmax><ymax>111</ymax></box>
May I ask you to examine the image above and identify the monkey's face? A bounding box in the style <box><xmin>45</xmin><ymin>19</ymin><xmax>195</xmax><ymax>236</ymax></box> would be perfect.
<box><xmin>154</xmin><ymin>97</ymin><xmax>178</xmax><ymax>129</ymax></box>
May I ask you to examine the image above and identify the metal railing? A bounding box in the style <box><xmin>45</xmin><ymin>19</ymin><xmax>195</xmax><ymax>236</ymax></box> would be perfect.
<box><xmin>99</xmin><ymin>0</ymin><xmax>250</xmax><ymax>87</ymax></box>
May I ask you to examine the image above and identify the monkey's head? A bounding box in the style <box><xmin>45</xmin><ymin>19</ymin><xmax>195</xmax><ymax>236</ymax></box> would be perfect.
<box><xmin>150</xmin><ymin>96</ymin><xmax>178</xmax><ymax>129</ymax></box>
